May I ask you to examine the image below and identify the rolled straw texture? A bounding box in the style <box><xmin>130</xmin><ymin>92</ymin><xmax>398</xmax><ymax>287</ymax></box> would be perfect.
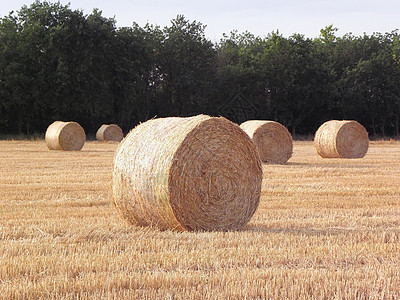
<box><xmin>240</xmin><ymin>120</ymin><xmax>293</xmax><ymax>164</ymax></box>
<box><xmin>45</xmin><ymin>121</ymin><xmax>86</xmax><ymax>151</ymax></box>
<box><xmin>96</xmin><ymin>124</ymin><xmax>123</xmax><ymax>142</ymax></box>
<box><xmin>314</xmin><ymin>120</ymin><xmax>369</xmax><ymax>158</ymax></box>
<box><xmin>112</xmin><ymin>115</ymin><xmax>262</xmax><ymax>231</ymax></box>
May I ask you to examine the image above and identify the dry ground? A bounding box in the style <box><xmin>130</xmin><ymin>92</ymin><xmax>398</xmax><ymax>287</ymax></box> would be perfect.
<box><xmin>0</xmin><ymin>140</ymin><xmax>399</xmax><ymax>299</ymax></box>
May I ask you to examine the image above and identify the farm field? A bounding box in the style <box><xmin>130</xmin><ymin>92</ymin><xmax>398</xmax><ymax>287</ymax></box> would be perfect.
<box><xmin>0</xmin><ymin>140</ymin><xmax>399</xmax><ymax>299</ymax></box>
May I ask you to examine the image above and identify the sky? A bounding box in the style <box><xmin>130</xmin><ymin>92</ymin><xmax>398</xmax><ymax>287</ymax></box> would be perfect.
<box><xmin>1</xmin><ymin>0</ymin><xmax>400</xmax><ymax>42</ymax></box>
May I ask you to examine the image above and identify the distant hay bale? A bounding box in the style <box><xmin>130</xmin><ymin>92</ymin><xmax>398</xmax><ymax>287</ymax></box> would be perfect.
<box><xmin>112</xmin><ymin>115</ymin><xmax>262</xmax><ymax>232</ymax></box>
<box><xmin>314</xmin><ymin>120</ymin><xmax>369</xmax><ymax>158</ymax></box>
<box><xmin>96</xmin><ymin>124</ymin><xmax>123</xmax><ymax>142</ymax></box>
<box><xmin>45</xmin><ymin>121</ymin><xmax>86</xmax><ymax>151</ymax></box>
<box><xmin>240</xmin><ymin>120</ymin><xmax>293</xmax><ymax>164</ymax></box>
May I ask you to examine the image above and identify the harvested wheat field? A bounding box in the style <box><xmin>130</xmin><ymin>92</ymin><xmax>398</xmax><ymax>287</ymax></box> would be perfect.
<box><xmin>0</xmin><ymin>140</ymin><xmax>399</xmax><ymax>299</ymax></box>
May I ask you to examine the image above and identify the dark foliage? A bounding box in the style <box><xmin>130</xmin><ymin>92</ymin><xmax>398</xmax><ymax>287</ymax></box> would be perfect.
<box><xmin>1</xmin><ymin>3</ymin><xmax>399</xmax><ymax>137</ymax></box>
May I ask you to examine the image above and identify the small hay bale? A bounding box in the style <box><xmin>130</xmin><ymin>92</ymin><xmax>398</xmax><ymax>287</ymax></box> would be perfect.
<box><xmin>314</xmin><ymin>120</ymin><xmax>369</xmax><ymax>158</ymax></box>
<box><xmin>240</xmin><ymin>120</ymin><xmax>293</xmax><ymax>164</ymax></box>
<box><xmin>45</xmin><ymin>121</ymin><xmax>86</xmax><ymax>151</ymax></box>
<box><xmin>96</xmin><ymin>124</ymin><xmax>123</xmax><ymax>142</ymax></box>
<box><xmin>112</xmin><ymin>115</ymin><xmax>262</xmax><ymax>231</ymax></box>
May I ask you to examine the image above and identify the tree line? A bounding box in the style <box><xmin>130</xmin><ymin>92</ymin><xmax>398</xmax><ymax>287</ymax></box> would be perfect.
<box><xmin>0</xmin><ymin>1</ymin><xmax>399</xmax><ymax>137</ymax></box>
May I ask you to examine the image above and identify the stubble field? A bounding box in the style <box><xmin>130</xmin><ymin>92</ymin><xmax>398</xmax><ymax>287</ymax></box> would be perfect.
<box><xmin>0</xmin><ymin>140</ymin><xmax>399</xmax><ymax>299</ymax></box>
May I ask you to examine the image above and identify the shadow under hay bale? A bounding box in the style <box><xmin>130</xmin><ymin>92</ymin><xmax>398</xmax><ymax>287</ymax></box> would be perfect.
<box><xmin>96</xmin><ymin>124</ymin><xmax>123</xmax><ymax>142</ymax></box>
<box><xmin>240</xmin><ymin>120</ymin><xmax>293</xmax><ymax>164</ymax></box>
<box><xmin>112</xmin><ymin>115</ymin><xmax>262</xmax><ymax>232</ymax></box>
<box><xmin>45</xmin><ymin>121</ymin><xmax>86</xmax><ymax>151</ymax></box>
<box><xmin>314</xmin><ymin>120</ymin><xmax>369</xmax><ymax>158</ymax></box>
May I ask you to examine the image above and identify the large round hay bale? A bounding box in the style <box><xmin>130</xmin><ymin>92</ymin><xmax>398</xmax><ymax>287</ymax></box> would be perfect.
<box><xmin>112</xmin><ymin>115</ymin><xmax>262</xmax><ymax>231</ymax></box>
<box><xmin>314</xmin><ymin>120</ymin><xmax>369</xmax><ymax>158</ymax></box>
<box><xmin>96</xmin><ymin>124</ymin><xmax>123</xmax><ymax>142</ymax></box>
<box><xmin>239</xmin><ymin>120</ymin><xmax>293</xmax><ymax>164</ymax></box>
<box><xmin>45</xmin><ymin>121</ymin><xmax>86</xmax><ymax>151</ymax></box>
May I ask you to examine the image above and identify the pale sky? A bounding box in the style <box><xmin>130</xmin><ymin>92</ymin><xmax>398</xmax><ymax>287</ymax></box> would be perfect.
<box><xmin>1</xmin><ymin>0</ymin><xmax>400</xmax><ymax>42</ymax></box>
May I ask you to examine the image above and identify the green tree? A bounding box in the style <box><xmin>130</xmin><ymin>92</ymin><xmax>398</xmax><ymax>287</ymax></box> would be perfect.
<box><xmin>0</xmin><ymin>2</ymin><xmax>122</xmax><ymax>134</ymax></box>
<box><xmin>149</xmin><ymin>15</ymin><xmax>216</xmax><ymax>116</ymax></box>
<box><xmin>340</xmin><ymin>33</ymin><xmax>400</xmax><ymax>136</ymax></box>
<box><xmin>215</xmin><ymin>30</ymin><xmax>265</xmax><ymax>123</ymax></box>
<box><xmin>110</xmin><ymin>24</ymin><xmax>155</xmax><ymax>130</ymax></box>
<box><xmin>1</xmin><ymin>4</ymin><xmax>400</xmax><ymax>138</ymax></box>
<box><xmin>0</xmin><ymin>1</ymin><xmax>74</xmax><ymax>134</ymax></box>
<box><xmin>0</xmin><ymin>11</ymin><xmax>20</xmax><ymax>132</ymax></box>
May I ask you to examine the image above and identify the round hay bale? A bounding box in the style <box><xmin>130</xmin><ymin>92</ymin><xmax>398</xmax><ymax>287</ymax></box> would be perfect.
<box><xmin>45</xmin><ymin>121</ymin><xmax>86</xmax><ymax>151</ymax></box>
<box><xmin>112</xmin><ymin>115</ymin><xmax>262</xmax><ymax>232</ymax></box>
<box><xmin>314</xmin><ymin>120</ymin><xmax>369</xmax><ymax>158</ymax></box>
<box><xmin>239</xmin><ymin>120</ymin><xmax>293</xmax><ymax>164</ymax></box>
<box><xmin>96</xmin><ymin>124</ymin><xmax>123</xmax><ymax>142</ymax></box>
